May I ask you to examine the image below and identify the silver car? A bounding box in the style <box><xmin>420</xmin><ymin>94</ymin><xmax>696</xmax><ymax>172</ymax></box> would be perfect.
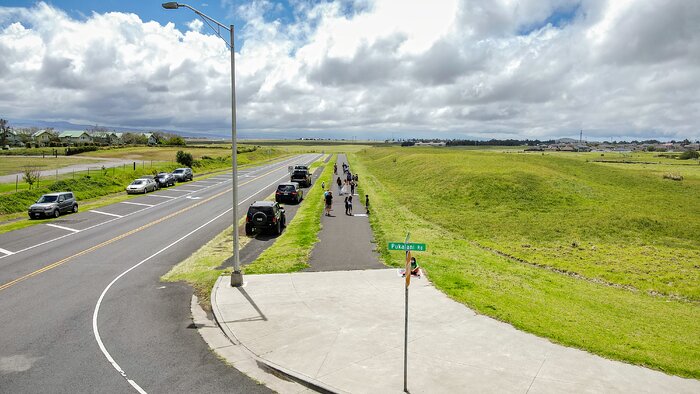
<box><xmin>28</xmin><ymin>192</ymin><xmax>78</xmax><ymax>219</ymax></box>
<box><xmin>126</xmin><ymin>178</ymin><xmax>157</xmax><ymax>194</ymax></box>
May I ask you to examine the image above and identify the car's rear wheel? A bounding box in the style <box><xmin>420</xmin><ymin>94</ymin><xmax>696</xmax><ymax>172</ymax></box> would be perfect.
<box><xmin>53</xmin><ymin>209</ymin><xmax>60</xmax><ymax>218</ymax></box>
<box><xmin>72</xmin><ymin>204</ymin><xmax>78</xmax><ymax>213</ymax></box>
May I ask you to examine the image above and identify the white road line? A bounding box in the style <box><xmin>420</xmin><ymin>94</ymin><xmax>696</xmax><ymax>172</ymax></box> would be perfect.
<box><xmin>352</xmin><ymin>213</ymin><xmax>368</xmax><ymax>217</ymax></box>
<box><xmin>0</xmin><ymin>247</ymin><xmax>14</xmax><ymax>255</ymax></box>
<box><xmin>171</xmin><ymin>188</ymin><xmax>200</xmax><ymax>192</ymax></box>
<box><xmin>147</xmin><ymin>195</ymin><xmax>176</xmax><ymax>199</ymax></box>
<box><xmin>154</xmin><ymin>188</ymin><xmax>190</xmax><ymax>193</ymax></box>
<box><xmin>46</xmin><ymin>224</ymin><xmax>80</xmax><ymax>233</ymax></box>
<box><xmin>92</xmin><ymin>208</ymin><xmax>233</xmax><ymax>394</ymax></box>
<box><xmin>90</xmin><ymin>210</ymin><xmax>124</xmax><ymax>218</ymax></box>
<box><xmin>119</xmin><ymin>201</ymin><xmax>154</xmax><ymax>207</ymax></box>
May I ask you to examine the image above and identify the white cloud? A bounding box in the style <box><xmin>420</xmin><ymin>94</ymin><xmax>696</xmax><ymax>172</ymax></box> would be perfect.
<box><xmin>0</xmin><ymin>0</ymin><xmax>698</xmax><ymax>140</ymax></box>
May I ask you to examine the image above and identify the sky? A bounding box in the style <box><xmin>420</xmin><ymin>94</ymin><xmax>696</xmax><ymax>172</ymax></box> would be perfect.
<box><xmin>0</xmin><ymin>0</ymin><xmax>698</xmax><ymax>141</ymax></box>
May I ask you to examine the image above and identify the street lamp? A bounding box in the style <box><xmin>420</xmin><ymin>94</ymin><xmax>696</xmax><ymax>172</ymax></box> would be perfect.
<box><xmin>162</xmin><ymin>2</ymin><xmax>243</xmax><ymax>287</ymax></box>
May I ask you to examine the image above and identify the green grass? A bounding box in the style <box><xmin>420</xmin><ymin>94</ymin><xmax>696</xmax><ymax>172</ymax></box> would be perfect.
<box><xmin>349</xmin><ymin>147</ymin><xmax>700</xmax><ymax>378</ymax></box>
<box><xmin>244</xmin><ymin>155</ymin><xmax>336</xmax><ymax>273</ymax></box>
<box><xmin>161</xmin><ymin>155</ymin><xmax>334</xmax><ymax>306</ymax></box>
<box><xmin>0</xmin><ymin>156</ymin><xmax>101</xmax><ymax>176</ymax></box>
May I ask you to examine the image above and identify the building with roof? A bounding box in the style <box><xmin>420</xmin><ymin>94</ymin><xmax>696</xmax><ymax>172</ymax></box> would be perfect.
<box><xmin>32</xmin><ymin>129</ymin><xmax>55</xmax><ymax>147</ymax></box>
<box><xmin>58</xmin><ymin>130</ymin><xmax>92</xmax><ymax>145</ymax></box>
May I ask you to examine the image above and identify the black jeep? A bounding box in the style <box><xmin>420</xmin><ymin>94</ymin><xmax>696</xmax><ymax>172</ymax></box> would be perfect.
<box><xmin>245</xmin><ymin>201</ymin><xmax>286</xmax><ymax>236</ymax></box>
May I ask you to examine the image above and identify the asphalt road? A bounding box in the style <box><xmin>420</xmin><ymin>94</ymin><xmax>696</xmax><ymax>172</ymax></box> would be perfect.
<box><xmin>0</xmin><ymin>153</ymin><xmax>320</xmax><ymax>393</ymax></box>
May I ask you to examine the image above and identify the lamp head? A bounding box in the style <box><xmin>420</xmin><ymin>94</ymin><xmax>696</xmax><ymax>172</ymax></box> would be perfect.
<box><xmin>162</xmin><ymin>2</ymin><xmax>180</xmax><ymax>9</ymax></box>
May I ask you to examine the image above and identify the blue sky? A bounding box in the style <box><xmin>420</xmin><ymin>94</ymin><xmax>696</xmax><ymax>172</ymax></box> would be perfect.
<box><xmin>0</xmin><ymin>1</ymin><xmax>698</xmax><ymax>141</ymax></box>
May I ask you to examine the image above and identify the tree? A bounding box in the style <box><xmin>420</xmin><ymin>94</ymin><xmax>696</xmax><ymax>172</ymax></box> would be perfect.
<box><xmin>679</xmin><ymin>150</ymin><xmax>699</xmax><ymax>160</ymax></box>
<box><xmin>176</xmin><ymin>150</ymin><xmax>194</xmax><ymax>167</ymax></box>
<box><xmin>23</xmin><ymin>167</ymin><xmax>41</xmax><ymax>189</ymax></box>
<box><xmin>0</xmin><ymin>118</ymin><xmax>9</xmax><ymax>146</ymax></box>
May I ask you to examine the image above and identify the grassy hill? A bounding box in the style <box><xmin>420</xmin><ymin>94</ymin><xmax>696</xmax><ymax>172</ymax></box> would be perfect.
<box><xmin>351</xmin><ymin>147</ymin><xmax>700</xmax><ymax>378</ymax></box>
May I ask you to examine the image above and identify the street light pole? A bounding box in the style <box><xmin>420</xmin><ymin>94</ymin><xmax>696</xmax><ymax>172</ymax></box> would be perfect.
<box><xmin>162</xmin><ymin>2</ymin><xmax>243</xmax><ymax>286</ymax></box>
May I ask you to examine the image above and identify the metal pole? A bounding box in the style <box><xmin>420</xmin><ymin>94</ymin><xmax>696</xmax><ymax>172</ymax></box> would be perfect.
<box><xmin>230</xmin><ymin>24</ymin><xmax>243</xmax><ymax>287</ymax></box>
<box><xmin>403</xmin><ymin>231</ymin><xmax>410</xmax><ymax>392</ymax></box>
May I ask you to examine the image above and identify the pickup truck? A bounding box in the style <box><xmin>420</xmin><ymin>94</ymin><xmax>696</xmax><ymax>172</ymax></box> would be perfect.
<box><xmin>290</xmin><ymin>168</ymin><xmax>312</xmax><ymax>187</ymax></box>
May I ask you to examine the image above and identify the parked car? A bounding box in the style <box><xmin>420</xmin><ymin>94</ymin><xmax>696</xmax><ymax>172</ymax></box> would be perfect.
<box><xmin>154</xmin><ymin>172</ymin><xmax>176</xmax><ymax>188</ymax></box>
<box><xmin>141</xmin><ymin>175</ymin><xmax>159</xmax><ymax>190</ymax></box>
<box><xmin>126</xmin><ymin>178</ymin><xmax>157</xmax><ymax>194</ymax></box>
<box><xmin>245</xmin><ymin>201</ymin><xmax>286</xmax><ymax>236</ymax></box>
<box><xmin>275</xmin><ymin>182</ymin><xmax>303</xmax><ymax>204</ymax></box>
<box><xmin>293</xmin><ymin>165</ymin><xmax>309</xmax><ymax>171</ymax></box>
<box><xmin>28</xmin><ymin>192</ymin><xmax>78</xmax><ymax>219</ymax></box>
<box><xmin>290</xmin><ymin>168</ymin><xmax>312</xmax><ymax>187</ymax></box>
<box><xmin>172</xmin><ymin>167</ymin><xmax>193</xmax><ymax>182</ymax></box>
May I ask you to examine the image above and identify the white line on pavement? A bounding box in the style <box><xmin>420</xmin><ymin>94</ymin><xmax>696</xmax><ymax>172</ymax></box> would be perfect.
<box><xmin>171</xmin><ymin>188</ymin><xmax>201</xmax><ymax>192</ymax></box>
<box><xmin>147</xmin><ymin>195</ymin><xmax>176</xmax><ymax>199</ymax></box>
<box><xmin>46</xmin><ymin>224</ymin><xmax>80</xmax><ymax>233</ymax></box>
<box><xmin>0</xmin><ymin>247</ymin><xmax>14</xmax><ymax>255</ymax></box>
<box><xmin>92</xmin><ymin>208</ymin><xmax>233</xmax><ymax>394</ymax></box>
<box><xmin>89</xmin><ymin>210</ymin><xmax>124</xmax><ymax>218</ymax></box>
<box><xmin>119</xmin><ymin>201</ymin><xmax>154</xmax><ymax>207</ymax></box>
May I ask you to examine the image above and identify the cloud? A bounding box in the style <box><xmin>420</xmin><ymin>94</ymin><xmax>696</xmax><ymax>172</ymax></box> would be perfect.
<box><xmin>0</xmin><ymin>0</ymin><xmax>698</xmax><ymax>140</ymax></box>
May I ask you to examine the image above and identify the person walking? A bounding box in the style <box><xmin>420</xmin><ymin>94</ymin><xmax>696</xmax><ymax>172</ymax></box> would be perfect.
<box><xmin>333</xmin><ymin>163</ymin><xmax>337</xmax><ymax>174</ymax></box>
<box><xmin>341</xmin><ymin>180</ymin><xmax>349</xmax><ymax>196</ymax></box>
<box><xmin>365</xmin><ymin>194</ymin><xmax>370</xmax><ymax>214</ymax></box>
<box><xmin>344</xmin><ymin>196</ymin><xmax>350</xmax><ymax>215</ymax></box>
<box><xmin>350</xmin><ymin>180</ymin><xmax>355</xmax><ymax>195</ymax></box>
<box><xmin>347</xmin><ymin>195</ymin><xmax>353</xmax><ymax>216</ymax></box>
<box><xmin>321</xmin><ymin>181</ymin><xmax>325</xmax><ymax>190</ymax></box>
<box><xmin>324</xmin><ymin>190</ymin><xmax>333</xmax><ymax>216</ymax></box>
<box><xmin>336</xmin><ymin>176</ymin><xmax>342</xmax><ymax>193</ymax></box>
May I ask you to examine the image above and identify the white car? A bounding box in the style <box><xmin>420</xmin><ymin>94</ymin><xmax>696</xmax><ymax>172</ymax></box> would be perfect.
<box><xmin>126</xmin><ymin>178</ymin><xmax>157</xmax><ymax>194</ymax></box>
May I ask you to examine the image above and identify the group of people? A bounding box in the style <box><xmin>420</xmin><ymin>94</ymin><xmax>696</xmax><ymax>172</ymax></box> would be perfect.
<box><xmin>323</xmin><ymin>161</ymin><xmax>369</xmax><ymax>217</ymax></box>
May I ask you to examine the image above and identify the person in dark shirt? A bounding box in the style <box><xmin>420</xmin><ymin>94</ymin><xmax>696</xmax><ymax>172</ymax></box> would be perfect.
<box><xmin>324</xmin><ymin>191</ymin><xmax>333</xmax><ymax>216</ymax></box>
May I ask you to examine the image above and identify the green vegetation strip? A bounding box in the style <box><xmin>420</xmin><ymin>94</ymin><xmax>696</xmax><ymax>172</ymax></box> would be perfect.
<box><xmin>244</xmin><ymin>155</ymin><xmax>336</xmax><ymax>273</ymax></box>
<box><xmin>161</xmin><ymin>155</ymin><xmax>336</xmax><ymax>307</ymax></box>
<box><xmin>349</xmin><ymin>147</ymin><xmax>700</xmax><ymax>379</ymax></box>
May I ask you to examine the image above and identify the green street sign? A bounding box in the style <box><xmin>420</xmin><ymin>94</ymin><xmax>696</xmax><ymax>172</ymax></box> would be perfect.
<box><xmin>388</xmin><ymin>242</ymin><xmax>426</xmax><ymax>252</ymax></box>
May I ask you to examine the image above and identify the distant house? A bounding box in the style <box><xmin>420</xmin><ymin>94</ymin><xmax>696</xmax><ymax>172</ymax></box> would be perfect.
<box><xmin>32</xmin><ymin>129</ymin><xmax>55</xmax><ymax>147</ymax></box>
<box><xmin>142</xmin><ymin>133</ymin><xmax>158</xmax><ymax>145</ymax></box>
<box><xmin>59</xmin><ymin>130</ymin><xmax>92</xmax><ymax>145</ymax></box>
<box><xmin>90</xmin><ymin>131</ymin><xmax>118</xmax><ymax>145</ymax></box>
<box><xmin>113</xmin><ymin>132</ymin><xmax>124</xmax><ymax>144</ymax></box>
<box><xmin>4</xmin><ymin>129</ymin><xmax>23</xmax><ymax>146</ymax></box>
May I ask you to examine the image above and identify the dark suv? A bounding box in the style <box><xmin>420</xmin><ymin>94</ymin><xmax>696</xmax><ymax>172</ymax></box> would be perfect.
<box><xmin>290</xmin><ymin>169</ymin><xmax>312</xmax><ymax>187</ymax></box>
<box><xmin>245</xmin><ymin>201</ymin><xmax>286</xmax><ymax>236</ymax></box>
<box><xmin>28</xmin><ymin>192</ymin><xmax>78</xmax><ymax>219</ymax></box>
<box><xmin>275</xmin><ymin>182</ymin><xmax>303</xmax><ymax>204</ymax></box>
<box><xmin>154</xmin><ymin>172</ymin><xmax>175</xmax><ymax>187</ymax></box>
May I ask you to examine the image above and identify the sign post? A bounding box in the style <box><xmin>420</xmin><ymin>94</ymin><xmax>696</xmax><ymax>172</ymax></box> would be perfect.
<box><xmin>388</xmin><ymin>233</ymin><xmax>427</xmax><ymax>393</ymax></box>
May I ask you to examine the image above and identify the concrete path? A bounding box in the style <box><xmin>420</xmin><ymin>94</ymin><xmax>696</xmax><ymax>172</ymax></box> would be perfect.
<box><xmin>213</xmin><ymin>270</ymin><xmax>699</xmax><ymax>394</ymax></box>
<box><xmin>307</xmin><ymin>154</ymin><xmax>384</xmax><ymax>271</ymax></box>
<box><xmin>0</xmin><ymin>156</ymin><xmax>137</xmax><ymax>183</ymax></box>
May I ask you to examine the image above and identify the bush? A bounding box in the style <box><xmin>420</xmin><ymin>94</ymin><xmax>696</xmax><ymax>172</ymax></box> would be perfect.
<box><xmin>66</xmin><ymin>145</ymin><xmax>98</xmax><ymax>156</ymax></box>
<box><xmin>176</xmin><ymin>150</ymin><xmax>194</xmax><ymax>167</ymax></box>
<box><xmin>679</xmin><ymin>150</ymin><xmax>699</xmax><ymax>160</ymax></box>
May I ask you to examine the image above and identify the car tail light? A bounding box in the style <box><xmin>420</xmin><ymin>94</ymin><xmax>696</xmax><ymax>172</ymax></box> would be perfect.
<box><xmin>246</xmin><ymin>215</ymin><xmax>250</xmax><ymax>223</ymax></box>
<box><xmin>291</xmin><ymin>192</ymin><xmax>297</xmax><ymax>195</ymax></box>
<box><xmin>272</xmin><ymin>217</ymin><xmax>277</xmax><ymax>223</ymax></box>
<box><xmin>276</xmin><ymin>191</ymin><xmax>281</xmax><ymax>195</ymax></box>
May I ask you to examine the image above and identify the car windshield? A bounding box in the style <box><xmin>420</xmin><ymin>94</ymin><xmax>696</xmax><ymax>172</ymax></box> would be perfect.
<box><xmin>131</xmin><ymin>180</ymin><xmax>144</xmax><ymax>185</ymax></box>
<box><xmin>173</xmin><ymin>170</ymin><xmax>184</xmax><ymax>174</ymax></box>
<box><xmin>37</xmin><ymin>195</ymin><xmax>58</xmax><ymax>203</ymax></box>
<box><xmin>292</xmin><ymin>171</ymin><xmax>306</xmax><ymax>176</ymax></box>
<box><xmin>278</xmin><ymin>185</ymin><xmax>295</xmax><ymax>192</ymax></box>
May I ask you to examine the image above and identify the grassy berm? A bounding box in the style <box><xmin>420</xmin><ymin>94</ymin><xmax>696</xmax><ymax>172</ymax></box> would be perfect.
<box><xmin>350</xmin><ymin>147</ymin><xmax>700</xmax><ymax>379</ymax></box>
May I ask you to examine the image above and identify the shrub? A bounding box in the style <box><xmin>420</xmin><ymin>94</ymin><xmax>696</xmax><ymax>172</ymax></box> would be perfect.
<box><xmin>176</xmin><ymin>150</ymin><xmax>194</xmax><ymax>167</ymax></box>
<box><xmin>663</xmin><ymin>173</ymin><xmax>683</xmax><ymax>181</ymax></box>
<box><xmin>66</xmin><ymin>145</ymin><xmax>98</xmax><ymax>155</ymax></box>
<box><xmin>679</xmin><ymin>150</ymin><xmax>699</xmax><ymax>160</ymax></box>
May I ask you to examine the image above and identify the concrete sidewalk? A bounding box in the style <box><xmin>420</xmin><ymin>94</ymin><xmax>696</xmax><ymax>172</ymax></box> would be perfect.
<box><xmin>212</xmin><ymin>270</ymin><xmax>699</xmax><ymax>393</ymax></box>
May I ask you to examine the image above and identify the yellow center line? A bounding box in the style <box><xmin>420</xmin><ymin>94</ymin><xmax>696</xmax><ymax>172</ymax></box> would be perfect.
<box><xmin>0</xmin><ymin>164</ymin><xmax>287</xmax><ymax>293</ymax></box>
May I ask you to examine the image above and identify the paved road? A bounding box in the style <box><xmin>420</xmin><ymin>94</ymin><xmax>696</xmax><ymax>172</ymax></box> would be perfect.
<box><xmin>307</xmin><ymin>153</ymin><xmax>384</xmax><ymax>271</ymax></box>
<box><xmin>0</xmin><ymin>153</ymin><xmax>320</xmax><ymax>393</ymax></box>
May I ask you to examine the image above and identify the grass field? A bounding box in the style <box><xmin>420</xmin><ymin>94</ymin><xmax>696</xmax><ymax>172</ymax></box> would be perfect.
<box><xmin>0</xmin><ymin>156</ymin><xmax>100</xmax><ymax>176</ymax></box>
<box><xmin>77</xmin><ymin>145</ymin><xmax>254</xmax><ymax>161</ymax></box>
<box><xmin>350</xmin><ymin>146</ymin><xmax>700</xmax><ymax>378</ymax></box>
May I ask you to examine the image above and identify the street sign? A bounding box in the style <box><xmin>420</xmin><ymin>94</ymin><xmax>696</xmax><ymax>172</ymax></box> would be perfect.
<box><xmin>388</xmin><ymin>242</ymin><xmax>426</xmax><ymax>252</ymax></box>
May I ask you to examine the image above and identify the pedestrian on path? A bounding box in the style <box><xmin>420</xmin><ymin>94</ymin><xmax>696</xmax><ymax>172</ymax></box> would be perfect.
<box><xmin>348</xmin><ymin>195</ymin><xmax>353</xmax><ymax>216</ymax></box>
<box><xmin>336</xmin><ymin>176</ymin><xmax>342</xmax><ymax>193</ymax></box>
<box><xmin>321</xmin><ymin>181</ymin><xmax>325</xmax><ymax>190</ymax></box>
<box><xmin>324</xmin><ymin>190</ymin><xmax>333</xmax><ymax>216</ymax></box>
<box><xmin>365</xmin><ymin>194</ymin><xmax>369</xmax><ymax>214</ymax></box>
<box><xmin>334</xmin><ymin>163</ymin><xmax>337</xmax><ymax>174</ymax></box>
<box><xmin>341</xmin><ymin>180</ymin><xmax>349</xmax><ymax>195</ymax></box>
<box><xmin>354</xmin><ymin>174</ymin><xmax>358</xmax><ymax>183</ymax></box>
<box><xmin>350</xmin><ymin>180</ymin><xmax>355</xmax><ymax>195</ymax></box>
<box><xmin>344</xmin><ymin>196</ymin><xmax>350</xmax><ymax>215</ymax></box>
